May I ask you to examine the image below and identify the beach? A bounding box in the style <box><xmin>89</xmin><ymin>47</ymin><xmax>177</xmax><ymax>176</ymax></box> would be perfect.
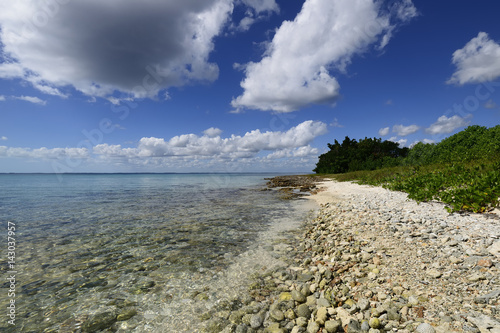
<box><xmin>207</xmin><ymin>177</ymin><xmax>500</xmax><ymax>333</ymax></box>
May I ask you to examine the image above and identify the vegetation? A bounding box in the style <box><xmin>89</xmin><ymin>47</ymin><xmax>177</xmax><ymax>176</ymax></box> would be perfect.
<box><xmin>313</xmin><ymin>137</ymin><xmax>409</xmax><ymax>174</ymax></box>
<box><xmin>315</xmin><ymin>125</ymin><xmax>500</xmax><ymax>213</ymax></box>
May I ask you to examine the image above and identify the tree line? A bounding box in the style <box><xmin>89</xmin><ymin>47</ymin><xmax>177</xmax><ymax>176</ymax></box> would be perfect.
<box><xmin>314</xmin><ymin>125</ymin><xmax>500</xmax><ymax>174</ymax></box>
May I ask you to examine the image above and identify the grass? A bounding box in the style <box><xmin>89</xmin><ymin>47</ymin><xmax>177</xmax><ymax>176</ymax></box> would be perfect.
<box><xmin>317</xmin><ymin>158</ymin><xmax>500</xmax><ymax>213</ymax></box>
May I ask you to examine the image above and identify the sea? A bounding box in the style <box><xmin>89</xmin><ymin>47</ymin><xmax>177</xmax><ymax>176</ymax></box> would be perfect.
<box><xmin>0</xmin><ymin>173</ymin><xmax>317</xmax><ymax>332</ymax></box>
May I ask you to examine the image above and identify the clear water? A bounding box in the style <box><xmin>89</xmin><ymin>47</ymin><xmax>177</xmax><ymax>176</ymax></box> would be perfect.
<box><xmin>0</xmin><ymin>174</ymin><xmax>315</xmax><ymax>332</ymax></box>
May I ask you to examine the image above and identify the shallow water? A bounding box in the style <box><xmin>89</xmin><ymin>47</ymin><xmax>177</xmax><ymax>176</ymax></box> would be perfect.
<box><xmin>0</xmin><ymin>173</ymin><xmax>315</xmax><ymax>332</ymax></box>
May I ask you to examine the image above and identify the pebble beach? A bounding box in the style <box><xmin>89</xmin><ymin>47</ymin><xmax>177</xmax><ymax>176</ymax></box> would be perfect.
<box><xmin>202</xmin><ymin>177</ymin><xmax>500</xmax><ymax>333</ymax></box>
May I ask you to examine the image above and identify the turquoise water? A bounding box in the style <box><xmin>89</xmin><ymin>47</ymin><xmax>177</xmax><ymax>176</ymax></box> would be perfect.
<box><xmin>0</xmin><ymin>174</ymin><xmax>313</xmax><ymax>332</ymax></box>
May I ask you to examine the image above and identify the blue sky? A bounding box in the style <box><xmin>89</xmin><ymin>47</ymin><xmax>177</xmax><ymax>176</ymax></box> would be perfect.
<box><xmin>0</xmin><ymin>0</ymin><xmax>499</xmax><ymax>173</ymax></box>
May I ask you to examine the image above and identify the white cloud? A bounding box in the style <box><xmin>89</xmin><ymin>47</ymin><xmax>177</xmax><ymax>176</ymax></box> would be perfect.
<box><xmin>1</xmin><ymin>136</ymin><xmax>7</xmax><ymax>141</ymax></box>
<box><xmin>484</xmin><ymin>99</ymin><xmax>499</xmax><ymax>109</ymax></box>
<box><xmin>0</xmin><ymin>146</ymin><xmax>89</xmax><ymax>159</ymax></box>
<box><xmin>116</xmin><ymin>120</ymin><xmax>328</xmax><ymax>159</ymax></box>
<box><xmin>0</xmin><ymin>62</ymin><xmax>25</xmax><ymax>78</ymax></box>
<box><xmin>203</xmin><ymin>127</ymin><xmax>223</xmax><ymax>138</ymax></box>
<box><xmin>231</xmin><ymin>0</ymin><xmax>417</xmax><ymax>112</ymax></box>
<box><xmin>330</xmin><ymin>118</ymin><xmax>344</xmax><ymax>128</ymax></box>
<box><xmin>0</xmin><ymin>95</ymin><xmax>5</xmax><ymax>101</ymax></box>
<box><xmin>388</xmin><ymin>137</ymin><xmax>407</xmax><ymax>147</ymax></box>
<box><xmin>90</xmin><ymin>120</ymin><xmax>328</xmax><ymax>166</ymax></box>
<box><xmin>378</xmin><ymin>127</ymin><xmax>390</xmax><ymax>136</ymax></box>
<box><xmin>14</xmin><ymin>95</ymin><xmax>47</xmax><ymax>105</ymax></box>
<box><xmin>409</xmin><ymin>138</ymin><xmax>435</xmax><ymax>148</ymax></box>
<box><xmin>447</xmin><ymin>32</ymin><xmax>500</xmax><ymax>85</ymax></box>
<box><xmin>0</xmin><ymin>120</ymin><xmax>327</xmax><ymax>172</ymax></box>
<box><xmin>232</xmin><ymin>0</ymin><xmax>279</xmax><ymax>32</ymax></box>
<box><xmin>240</xmin><ymin>0</ymin><xmax>279</xmax><ymax>14</ymax></box>
<box><xmin>392</xmin><ymin>124</ymin><xmax>420</xmax><ymax>136</ymax></box>
<box><xmin>0</xmin><ymin>0</ymin><xmax>234</xmax><ymax>100</ymax></box>
<box><xmin>425</xmin><ymin>115</ymin><xmax>471</xmax><ymax>135</ymax></box>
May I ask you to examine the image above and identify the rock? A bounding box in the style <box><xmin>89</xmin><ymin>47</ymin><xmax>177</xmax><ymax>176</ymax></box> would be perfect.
<box><xmin>250</xmin><ymin>313</ymin><xmax>264</xmax><ymax>328</ymax></box>
<box><xmin>296</xmin><ymin>304</ymin><xmax>311</xmax><ymax>318</ymax></box>
<box><xmin>279</xmin><ymin>292</ymin><xmax>292</xmax><ymax>302</ymax></box>
<box><xmin>415</xmin><ymin>323</ymin><xmax>436</xmax><ymax>333</ymax></box>
<box><xmin>336</xmin><ymin>307</ymin><xmax>354</xmax><ymax>327</ymax></box>
<box><xmin>426</xmin><ymin>269</ymin><xmax>442</xmax><ymax>279</ymax></box>
<box><xmin>315</xmin><ymin>307</ymin><xmax>327</xmax><ymax>325</ymax></box>
<box><xmin>316</xmin><ymin>298</ymin><xmax>330</xmax><ymax>307</ymax></box>
<box><xmin>298</xmin><ymin>273</ymin><xmax>314</xmax><ymax>282</ymax></box>
<box><xmin>292</xmin><ymin>290</ymin><xmax>307</xmax><ymax>303</ymax></box>
<box><xmin>369</xmin><ymin>317</ymin><xmax>381</xmax><ymax>329</ymax></box>
<box><xmin>285</xmin><ymin>308</ymin><xmax>296</xmax><ymax>320</ymax></box>
<box><xmin>204</xmin><ymin>317</ymin><xmax>229</xmax><ymax>333</ymax></box>
<box><xmin>266</xmin><ymin>323</ymin><xmax>286</xmax><ymax>333</ymax></box>
<box><xmin>307</xmin><ymin>321</ymin><xmax>320</xmax><ymax>333</ymax></box>
<box><xmin>235</xmin><ymin>324</ymin><xmax>248</xmax><ymax>333</ymax></box>
<box><xmin>488</xmin><ymin>241</ymin><xmax>500</xmax><ymax>257</ymax></box>
<box><xmin>467</xmin><ymin>314</ymin><xmax>500</xmax><ymax>333</ymax></box>
<box><xmin>408</xmin><ymin>295</ymin><xmax>419</xmax><ymax>306</ymax></box>
<box><xmin>474</xmin><ymin>289</ymin><xmax>500</xmax><ymax>304</ymax></box>
<box><xmin>82</xmin><ymin>311</ymin><xmax>117</xmax><ymax>332</ymax></box>
<box><xmin>449</xmin><ymin>256</ymin><xmax>463</xmax><ymax>264</ymax></box>
<box><xmin>361</xmin><ymin>320</ymin><xmax>370</xmax><ymax>331</ymax></box>
<box><xmin>296</xmin><ymin>317</ymin><xmax>308</xmax><ymax>327</ymax></box>
<box><xmin>116</xmin><ymin>308</ymin><xmax>137</xmax><ymax>321</ymax></box>
<box><xmin>346</xmin><ymin>319</ymin><xmax>362</xmax><ymax>333</ymax></box>
<box><xmin>387</xmin><ymin>308</ymin><xmax>401</xmax><ymax>321</ymax></box>
<box><xmin>270</xmin><ymin>309</ymin><xmax>285</xmax><ymax>322</ymax></box>
<box><xmin>324</xmin><ymin>320</ymin><xmax>341</xmax><ymax>333</ymax></box>
<box><xmin>468</xmin><ymin>273</ymin><xmax>486</xmax><ymax>282</ymax></box>
<box><xmin>477</xmin><ymin>259</ymin><xmax>493</xmax><ymax>268</ymax></box>
<box><xmin>358</xmin><ymin>298</ymin><xmax>370</xmax><ymax>311</ymax></box>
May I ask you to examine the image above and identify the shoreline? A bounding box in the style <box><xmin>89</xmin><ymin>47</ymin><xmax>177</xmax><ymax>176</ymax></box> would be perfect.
<box><xmin>201</xmin><ymin>176</ymin><xmax>500</xmax><ymax>332</ymax></box>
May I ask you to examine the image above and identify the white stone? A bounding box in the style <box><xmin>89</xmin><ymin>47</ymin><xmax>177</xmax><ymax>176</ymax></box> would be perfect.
<box><xmin>488</xmin><ymin>241</ymin><xmax>500</xmax><ymax>257</ymax></box>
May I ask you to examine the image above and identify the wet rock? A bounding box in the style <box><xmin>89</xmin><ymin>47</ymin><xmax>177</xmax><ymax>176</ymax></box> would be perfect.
<box><xmin>82</xmin><ymin>311</ymin><xmax>117</xmax><ymax>332</ymax></box>
<box><xmin>116</xmin><ymin>308</ymin><xmax>137</xmax><ymax>321</ymax></box>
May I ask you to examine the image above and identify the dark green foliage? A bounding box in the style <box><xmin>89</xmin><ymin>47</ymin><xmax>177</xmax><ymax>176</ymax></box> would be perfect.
<box><xmin>313</xmin><ymin>136</ymin><xmax>408</xmax><ymax>174</ymax></box>
<box><xmin>316</xmin><ymin>125</ymin><xmax>500</xmax><ymax>213</ymax></box>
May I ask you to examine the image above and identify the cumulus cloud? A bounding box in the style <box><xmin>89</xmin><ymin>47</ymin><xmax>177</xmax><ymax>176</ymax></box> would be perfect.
<box><xmin>425</xmin><ymin>115</ymin><xmax>471</xmax><ymax>135</ymax></box>
<box><xmin>447</xmin><ymin>32</ymin><xmax>500</xmax><ymax>85</ymax></box>
<box><xmin>1</xmin><ymin>136</ymin><xmax>7</xmax><ymax>141</ymax></box>
<box><xmin>392</xmin><ymin>124</ymin><xmax>420</xmax><ymax>136</ymax></box>
<box><xmin>203</xmin><ymin>127</ymin><xmax>223</xmax><ymax>138</ymax></box>
<box><xmin>14</xmin><ymin>95</ymin><xmax>47</xmax><ymax>105</ymax></box>
<box><xmin>115</xmin><ymin>120</ymin><xmax>328</xmax><ymax>159</ymax></box>
<box><xmin>0</xmin><ymin>0</ymin><xmax>234</xmax><ymax>100</ymax></box>
<box><xmin>0</xmin><ymin>120</ymin><xmax>327</xmax><ymax>172</ymax></box>
<box><xmin>378</xmin><ymin>127</ymin><xmax>390</xmax><ymax>136</ymax></box>
<box><xmin>231</xmin><ymin>0</ymin><xmax>417</xmax><ymax>112</ymax></box>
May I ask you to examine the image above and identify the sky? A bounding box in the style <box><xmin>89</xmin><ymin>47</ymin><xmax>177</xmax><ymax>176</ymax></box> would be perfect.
<box><xmin>0</xmin><ymin>0</ymin><xmax>499</xmax><ymax>173</ymax></box>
